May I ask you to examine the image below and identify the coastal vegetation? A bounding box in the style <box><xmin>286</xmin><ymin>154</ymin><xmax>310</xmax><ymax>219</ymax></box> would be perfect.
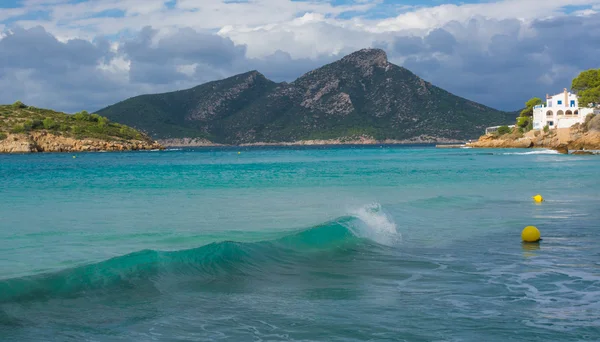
<box><xmin>572</xmin><ymin>69</ymin><xmax>600</xmax><ymax>107</ymax></box>
<box><xmin>0</xmin><ymin>102</ymin><xmax>147</xmax><ymax>141</ymax></box>
<box><xmin>515</xmin><ymin>97</ymin><xmax>541</xmax><ymax>131</ymax></box>
<box><xmin>496</xmin><ymin>125</ymin><xmax>512</xmax><ymax>135</ymax></box>
<box><xmin>0</xmin><ymin>102</ymin><xmax>162</xmax><ymax>153</ymax></box>
<box><xmin>520</xmin><ymin>97</ymin><xmax>542</xmax><ymax>117</ymax></box>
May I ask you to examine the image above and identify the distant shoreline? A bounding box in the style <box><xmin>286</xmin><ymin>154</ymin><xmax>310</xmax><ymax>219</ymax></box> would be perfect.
<box><xmin>157</xmin><ymin>137</ymin><xmax>467</xmax><ymax>148</ymax></box>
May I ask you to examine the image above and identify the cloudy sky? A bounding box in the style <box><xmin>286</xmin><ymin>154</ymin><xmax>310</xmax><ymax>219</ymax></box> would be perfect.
<box><xmin>1</xmin><ymin>0</ymin><xmax>599</xmax><ymax>113</ymax></box>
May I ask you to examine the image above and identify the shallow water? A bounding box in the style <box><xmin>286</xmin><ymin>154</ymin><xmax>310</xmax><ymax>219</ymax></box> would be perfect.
<box><xmin>1</xmin><ymin>146</ymin><xmax>599</xmax><ymax>341</ymax></box>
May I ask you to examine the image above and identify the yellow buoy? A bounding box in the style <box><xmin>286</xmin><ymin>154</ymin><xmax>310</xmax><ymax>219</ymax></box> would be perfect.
<box><xmin>522</xmin><ymin>226</ymin><xmax>541</xmax><ymax>243</ymax></box>
<box><xmin>73</xmin><ymin>155</ymin><xmax>76</xmax><ymax>159</ymax></box>
<box><xmin>533</xmin><ymin>194</ymin><xmax>544</xmax><ymax>203</ymax></box>
<box><xmin>238</xmin><ymin>151</ymin><xmax>241</xmax><ymax>154</ymax></box>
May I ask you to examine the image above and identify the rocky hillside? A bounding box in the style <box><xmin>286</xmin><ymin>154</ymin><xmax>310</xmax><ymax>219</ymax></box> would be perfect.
<box><xmin>0</xmin><ymin>102</ymin><xmax>162</xmax><ymax>153</ymax></box>
<box><xmin>97</xmin><ymin>49</ymin><xmax>515</xmax><ymax>144</ymax></box>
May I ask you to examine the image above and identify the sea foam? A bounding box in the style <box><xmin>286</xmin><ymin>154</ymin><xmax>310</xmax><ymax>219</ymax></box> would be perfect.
<box><xmin>345</xmin><ymin>203</ymin><xmax>401</xmax><ymax>246</ymax></box>
<box><xmin>502</xmin><ymin>150</ymin><xmax>559</xmax><ymax>155</ymax></box>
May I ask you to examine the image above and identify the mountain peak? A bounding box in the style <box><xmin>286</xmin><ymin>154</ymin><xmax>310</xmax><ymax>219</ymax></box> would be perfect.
<box><xmin>239</xmin><ymin>70</ymin><xmax>266</xmax><ymax>80</ymax></box>
<box><xmin>340</xmin><ymin>48</ymin><xmax>388</xmax><ymax>68</ymax></box>
<box><xmin>98</xmin><ymin>48</ymin><xmax>513</xmax><ymax>143</ymax></box>
<box><xmin>246</xmin><ymin>70</ymin><xmax>263</xmax><ymax>77</ymax></box>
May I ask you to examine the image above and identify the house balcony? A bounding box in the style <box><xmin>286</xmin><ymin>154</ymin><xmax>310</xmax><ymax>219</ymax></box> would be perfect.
<box><xmin>535</xmin><ymin>104</ymin><xmax>578</xmax><ymax>109</ymax></box>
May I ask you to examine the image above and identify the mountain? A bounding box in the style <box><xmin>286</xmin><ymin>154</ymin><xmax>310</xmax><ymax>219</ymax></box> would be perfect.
<box><xmin>97</xmin><ymin>49</ymin><xmax>515</xmax><ymax>144</ymax></box>
<box><xmin>0</xmin><ymin>102</ymin><xmax>162</xmax><ymax>153</ymax></box>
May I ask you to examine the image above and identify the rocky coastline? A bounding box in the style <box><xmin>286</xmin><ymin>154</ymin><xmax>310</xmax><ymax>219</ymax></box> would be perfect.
<box><xmin>0</xmin><ymin>131</ymin><xmax>163</xmax><ymax>153</ymax></box>
<box><xmin>156</xmin><ymin>138</ymin><xmax>224</xmax><ymax>147</ymax></box>
<box><xmin>159</xmin><ymin>135</ymin><xmax>464</xmax><ymax>147</ymax></box>
<box><xmin>466</xmin><ymin>115</ymin><xmax>600</xmax><ymax>154</ymax></box>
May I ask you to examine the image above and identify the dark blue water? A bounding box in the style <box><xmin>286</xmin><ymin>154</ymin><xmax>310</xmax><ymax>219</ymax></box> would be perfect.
<box><xmin>1</xmin><ymin>146</ymin><xmax>599</xmax><ymax>341</ymax></box>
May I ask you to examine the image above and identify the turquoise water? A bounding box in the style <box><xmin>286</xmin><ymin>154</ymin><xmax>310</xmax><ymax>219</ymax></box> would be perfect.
<box><xmin>1</xmin><ymin>146</ymin><xmax>599</xmax><ymax>341</ymax></box>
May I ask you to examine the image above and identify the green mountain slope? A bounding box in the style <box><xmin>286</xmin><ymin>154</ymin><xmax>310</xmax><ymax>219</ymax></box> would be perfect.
<box><xmin>97</xmin><ymin>49</ymin><xmax>515</xmax><ymax>143</ymax></box>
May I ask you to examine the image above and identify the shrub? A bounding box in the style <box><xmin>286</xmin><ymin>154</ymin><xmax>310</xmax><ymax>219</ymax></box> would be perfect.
<box><xmin>87</xmin><ymin>124</ymin><xmax>105</xmax><ymax>134</ymax></box>
<box><xmin>73</xmin><ymin>113</ymin><xmax>102</xmax><ymax>123</ymax></box>
<box><xmin>22</xmin><ymin>120</ymin><xmax>33</xmax><ymax>131</ymax></box>
<box><xmin>31</xmin><ymin>119</ymin><xmax>44</xmax><ymax>129</ymax></box>
<box><xmin>119</xmin><ymin>126</ymin><xmax>134</xmax><ymax>138</ymax></box>
<box><xmin>73</xmin><ymin>111</ymin><xmax>93</xmax><ymax>121</ymax></box>
<box><xmin>59</xmin><ymin>124</ymin><xmax>70</xmax><ymax>131</ymax></box>
<box><xmin>497</xmin><ymin>125</ymin><xmax>511</xmax><ymax>135</ymax></box>
<box><xmin>72</xmin><ymin>125</ymin><xmax>83</xmax><ymax>134</ymax></box>
<box><xmin>10</xmin><ymin>124</ymin><xmax>26</xmax><ymax>133</ymax></box>
<box><xmin>12</xmin><ymin>101</ymin><xmax>26</xmax><ymax>109</ymax></box>
<box><xmin>543</xmin><ymin>125</ymin><xmax>550</xmax><ymax>133</ymax></box>
<box><xmin>516</xmin><ymin>117</ymin><xmax>529</xmax><ymax>128</ymax></box>
<box><xmin>43</xmin><ymin>117</ymin><xmax>58</xmax><ymax>130</ymax></box>
<box><xmin>97</xmin><ymin>117</ymin><xmax>109</xmax><ymax>128</ymax></box>
<box><xmin>0</xmin><ymin>132</ymin><xmax>6</xmax><ymax>140</ymax></box>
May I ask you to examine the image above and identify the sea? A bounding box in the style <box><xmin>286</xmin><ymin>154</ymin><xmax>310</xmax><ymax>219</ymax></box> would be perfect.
<box><xmin>1</xmin><ymin>145</ymin><xmax>599</xmax><ymax>341</ymax></box>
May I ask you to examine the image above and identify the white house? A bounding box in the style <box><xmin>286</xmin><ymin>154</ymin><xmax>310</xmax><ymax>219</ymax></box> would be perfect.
<box><xmin>532</xmin><ymin>88</ymin><xmax>597</xmax><ymax>130</ymax></box>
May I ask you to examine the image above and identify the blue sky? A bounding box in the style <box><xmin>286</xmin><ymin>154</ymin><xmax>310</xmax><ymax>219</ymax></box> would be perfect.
<box><xmin>0</xmin><ymin>0</ymin><xmax>492</xmax><ymax>23</ymax></box>
<box><xmin>1</xmin><ymin>0</ymin><xmax>599</xmax><ymax>112</ymax></box>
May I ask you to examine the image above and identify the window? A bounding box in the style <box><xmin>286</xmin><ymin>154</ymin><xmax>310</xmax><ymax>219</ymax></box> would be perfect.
<box><xmin>566</xmin><ymin>110</ymin><xmax>573</xmax><ymax>115</ymax></box>
<box><xmin>546</xmin><ymin>110</ymin><xmax>553</xmax><ymax>117</ymax></box>
<box><xmin>557</xmin><ymin>110</ymin><xmax>564</xmax><ymax>116</ymax></box>
<box><xmin>548</xmin><ymin>101</ymin><xmax>552</xmax><ymax>107</ymax></box>
<box><xmin>557</xmin><ymin>100</ymin><xmax>562</xmax><ymax>105</ymax></box>
<box><xmin>570</xmin><ymin>100</ymin><xmax>576</xmax><ymax>107</ymax></box>
<box><xmin>548</xmin><ymin>121</ymin><xmax>554</xmax><ymax>126</ymax></box>
<box><xmin>574</xmin><ymin>110</ymin><xmax>579</xmax><ymax>115</ymax></box>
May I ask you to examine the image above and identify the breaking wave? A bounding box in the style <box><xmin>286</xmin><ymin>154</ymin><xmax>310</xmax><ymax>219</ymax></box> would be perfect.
<box><xmin>0</xmin><ymin>204</ymin><xmax>400</xmax><ymax>304</ymax></box>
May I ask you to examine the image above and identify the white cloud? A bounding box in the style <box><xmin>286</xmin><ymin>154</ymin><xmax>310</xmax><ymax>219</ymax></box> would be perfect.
<box><xmin>374</xmin><ymin>0</ymin><xmax>600</xmax><ymax>32</ymax></box>
<box><xmin>1</xmin><ymin>0</ymin><xmax>600</xmax><ymax>113</ymax></box>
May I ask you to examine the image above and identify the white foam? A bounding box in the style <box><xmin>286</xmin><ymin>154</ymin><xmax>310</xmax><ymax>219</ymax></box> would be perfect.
<box><xmin>502</xmin><ymin>150</ymin><xmax>559</xmax><ymax>155</ymax></box>
<box><xmin>474</xmin><ymin>256</ymin><xmax>600</xmax><ymax>331</ymax></box>
<box><xmin>345</xmin><ymin>203</ymin><xmax>401</xmax><ymax>246</ymax></box>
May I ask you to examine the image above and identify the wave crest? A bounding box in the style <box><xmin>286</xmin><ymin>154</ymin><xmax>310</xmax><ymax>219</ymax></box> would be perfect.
<box><xmin>347</xmin><ymin>203</ymin><xmax>400</xmax><ymax>246</ymax></box>
<box><xmin>0</xmin><ymin>204</ymin><xmax>399</xmax><ymax>303</ymax></box>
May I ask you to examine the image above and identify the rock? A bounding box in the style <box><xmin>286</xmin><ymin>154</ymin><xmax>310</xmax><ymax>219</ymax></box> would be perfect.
<box><xmin>468</xmin><ymin>123</ymin><xmax>600</xmax><ymax>155</ymax></box>
<box><xmin>466</xmin><ymin>135</ymin><xmax>532</xmax><ymax>148</ymax></box>
<box><xmin>0</xmin><ymin>131</ymin><xmax>164</xmax><ymax>154</ymax></box>
<box><xmin>586</xmin><ymin>114</ymin><xmax>600</xmax><ymax>131</ymax></box>
<box><xmin>571</xmin><ymin>150</ymin><xmax>596</xmax><ymax>155</ymax></box>
<box><xmin>0</xmin><ymin>134</ymin><xmax>38</xmax><ymax>153</ymax></box>
<box><xmin>568</xmin><ymin>131</ymin><xmax>600</xmax><ymax>150</ymax></box>
<box><xmin>554</xmin><ymin>144</ymin><xmax>569</xmax><ymax>154</ymax></box>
